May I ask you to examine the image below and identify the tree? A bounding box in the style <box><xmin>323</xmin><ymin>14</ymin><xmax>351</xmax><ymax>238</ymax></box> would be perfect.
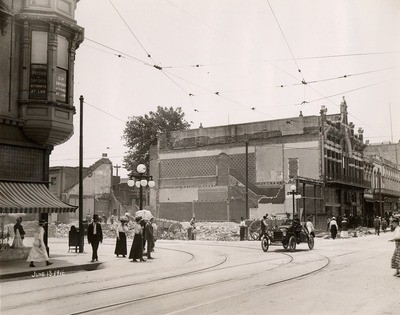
<box><xmin>123</xmin><ymin>106</ymin><xmax>190</xmax><ymax>176</ymax></box>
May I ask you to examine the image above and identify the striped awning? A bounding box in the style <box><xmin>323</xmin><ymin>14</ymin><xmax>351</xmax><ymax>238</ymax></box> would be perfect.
<box><xmin>0</xmin><ymin>182</ymin><xmax>77</xmax><ymax>213</ymax></box>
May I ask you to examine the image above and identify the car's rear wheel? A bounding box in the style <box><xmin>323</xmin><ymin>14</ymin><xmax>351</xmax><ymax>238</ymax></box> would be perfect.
<box><xmin>288</xmin><ymin>236</ymin><xmax>296</xmax><ymax>252</ymax></box>
<box><xmin>261</xmin><ymin>236</ymin><xmax>269</xmax><ymax>252</ymax></box>
<box><xmin>308</xmin><ymin>235</ymin><xmax>314</xmax><ymax>250</ymax></box>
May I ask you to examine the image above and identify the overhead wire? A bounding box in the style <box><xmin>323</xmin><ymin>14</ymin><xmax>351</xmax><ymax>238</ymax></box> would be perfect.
<box><xmin>278</xmin><ymin>66</ymin><xmax>398</xmax><ymax>87</ymax></box>
<box><xmin>108</xmin><ymin>0</ymin><xmax>154</xmax><ymax>62</ymax></box>
<box><xmin>15</xmin><ymin>5</ymin><xmax>398</xmax><ymax>141</ymax></box>
<box><xmin>265</xmin><ymin>0</ymin><xmax>305</xmax><ymax>82</ymax></box>
<box><xmin>83</xmin><ymin>101</ymin><xmax>126</xmax><ymax>123</ymax></box>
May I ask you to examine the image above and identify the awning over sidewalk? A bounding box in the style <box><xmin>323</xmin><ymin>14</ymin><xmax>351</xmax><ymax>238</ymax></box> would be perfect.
<box><xmin>0</xmin><ymin>182</ymin><xmax>77</xmax><ymax>213</ymax></box>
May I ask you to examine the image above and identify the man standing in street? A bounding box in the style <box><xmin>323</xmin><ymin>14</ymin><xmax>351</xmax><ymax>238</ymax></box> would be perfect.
<box><xmin>373</xmin><ymin>216</ymin><xmax>381</xmax><ymax>236</ymax></box>
<box><xmin>87</xmin><ymin>214</ymin><xmax>103</xmax><ymax>262</ymax></box>
<box><xmin>239</xmin><ymin>217</ymin><xmax>246</xmax><ymax>241</ymax></box>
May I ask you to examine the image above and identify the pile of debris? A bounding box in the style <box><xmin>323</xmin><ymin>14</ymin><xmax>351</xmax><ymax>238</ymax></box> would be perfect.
<box><xmin>181</xmin><ymin>221</ymin><xmax>240</xmax><ymax>241</ymax></box>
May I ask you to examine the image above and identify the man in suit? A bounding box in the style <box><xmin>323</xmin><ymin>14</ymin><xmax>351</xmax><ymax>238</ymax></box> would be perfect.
<box><xmin>87</xmin><ymin>214</ymin><xmax>103</xmax><ymax>262</ymax></box>
<box><xmin>144</xmin><ymin>218</ymin><xmax>155</xmax><ymax>259</ymax></box>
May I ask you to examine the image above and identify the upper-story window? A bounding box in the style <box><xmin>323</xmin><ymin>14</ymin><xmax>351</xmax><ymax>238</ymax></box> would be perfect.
<box><xmin>30</xmin><ymin>31</ymin><xmax>48</xmax><ymax>100</ymax></box>
<box><xmin>56</xmin><ymin>35</ymin><xmax>68</xmax><ymax>103</ymax></box>
<box><xmin>29</xmin><ymin>31</ymin><xmax>69</xmax><ymax>103</ymax></box>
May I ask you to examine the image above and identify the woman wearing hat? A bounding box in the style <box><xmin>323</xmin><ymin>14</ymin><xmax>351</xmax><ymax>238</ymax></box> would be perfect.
<box><xmin>129</xmin><ymin>216</ymin><xmax>145</xmax><ymax>262</ymax></box>
<box><xmin>114</xmin><ymin>217</ymin><xmax>129</xmax><ymax>258</ymax></box>
<box><xmin>389</xmin><ymin>218</ymin><xmax>400</xmax><ymax>277</ymax></box>
<box><xmin>27</xmin><ymin>220</ymin><xmax>52</xmax><ymax>267</ymax></box>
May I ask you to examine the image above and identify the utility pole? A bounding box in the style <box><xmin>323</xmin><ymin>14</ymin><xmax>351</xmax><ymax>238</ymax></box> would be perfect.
<box><xmin>245</xmin><ymin>140</ymin><xmax>249</xmax><ymax>219</ymax></box>
<box><xmin>79</xmin><ymin>95</ymin><xmax>84</xmax><ymax>253</ymax></box>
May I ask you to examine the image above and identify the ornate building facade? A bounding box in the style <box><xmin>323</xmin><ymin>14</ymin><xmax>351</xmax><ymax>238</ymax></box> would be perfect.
<box><xmin>0</xmin><ymin>1</ymin><xmax>83</xmax><ymax>226</ymax></box>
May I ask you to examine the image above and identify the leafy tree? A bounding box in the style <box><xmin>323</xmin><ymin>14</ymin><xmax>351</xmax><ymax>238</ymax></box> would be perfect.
<box><xmin>123</xmin><ymin>106</ymin><xmax>190</xmax><ymax>176</ymax></box>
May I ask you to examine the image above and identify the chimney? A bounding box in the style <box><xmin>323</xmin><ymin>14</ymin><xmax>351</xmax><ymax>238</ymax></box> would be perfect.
<box><xmin>102</xmin><ymin>153</ymin><xmax>108</xmax><ymax>158</ymax></box>
<box><xmin>358</xmin><ymin>127</ymin><xmax>364</xmax><ymax>142</ymax></box>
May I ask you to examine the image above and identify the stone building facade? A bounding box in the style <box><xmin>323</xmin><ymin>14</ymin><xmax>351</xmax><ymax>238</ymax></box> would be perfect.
<box><xmin>363</xmin><ymin>142</ymin><xmax>400</xmax><ymax>224</ymax></box>
<box><xmin>0</xmin><ymin>1</ymin><xmax>83</xmax><ymax>222</ymax></box>
<box><xmin>150</xmin><ymin>98</ymin><xmax>371</xmax><ymax>229</ymax></box>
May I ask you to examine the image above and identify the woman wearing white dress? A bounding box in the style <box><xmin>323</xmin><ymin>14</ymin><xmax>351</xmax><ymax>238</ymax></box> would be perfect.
<box><xmin>27</xmin><ymin>220</ymin><xmax>52</xmax><ymax>267</ymax></box>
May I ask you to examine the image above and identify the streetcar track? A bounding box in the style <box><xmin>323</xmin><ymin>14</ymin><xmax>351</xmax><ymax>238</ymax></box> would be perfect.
<box><xmin>68</xmin><ymin>253</ymin><xmax>330</xmax><ymax>314</ymax></box>
<box><xmin>1</xmin><ymin>246</ymin><xmax>295</xmax><ymax>312</ymax></box>
<box><xmin>2</xmin><ymin>242</ymin><xmax>337</xmax><ymax>314</ymax></box>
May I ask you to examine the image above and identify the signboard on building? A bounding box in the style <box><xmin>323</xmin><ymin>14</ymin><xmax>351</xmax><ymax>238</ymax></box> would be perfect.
<box><xmin>56</xmin><ymin>68</ymin><xmax>67</xmax><ymax>102</ymax></box>
<box><xmin>29</xmin><ymin>64</ymin><xmax>47</xmax><ymax>99</ymax></box>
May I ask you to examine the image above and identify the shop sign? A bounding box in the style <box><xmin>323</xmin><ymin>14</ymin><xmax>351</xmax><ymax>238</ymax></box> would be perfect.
<box><xmin>30</xmin><ymin>64</ymin><xmax>47</xmax><ymax>99</ymax></box>
<box><xmin>55</xmin><ymin>68</ymin><xmax>67</xmax><ymax>103</ymax></box>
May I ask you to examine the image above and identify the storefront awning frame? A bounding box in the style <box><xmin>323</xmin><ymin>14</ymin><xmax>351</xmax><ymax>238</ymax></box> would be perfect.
<box><xmin>0</xmin><ymin>182</ymin><xmax>77</xmax><ymax>213</ymax></box>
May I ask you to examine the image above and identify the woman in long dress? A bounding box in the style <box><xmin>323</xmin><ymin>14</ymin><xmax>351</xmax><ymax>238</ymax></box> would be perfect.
<box><xmin>340</xmin><ymin>217</ymin><xmax>349</xmax><ymax>238</ymax></box>
<box><xmin>129</xmin><ymin>217</ymin><xmax>145</xmax><ymax>262</ymax></box>
<box><xmin>114</xmin><ymin>217</ymin><xmax>128</xmax><ymax>257</ymax></box>
<box><xmin>390</xmin><ymin>218</ymin><xmax>400</xmax><ymax>277</ymax></box>
<box><xmin>27</xmin><ymin>221</ymin><xmax>52</xmax><ymax>267</ymax></box>
<box><xmin>329</xmin><ymin>217</ymin><xmax>338</xmax><ymax>239</ymax></box>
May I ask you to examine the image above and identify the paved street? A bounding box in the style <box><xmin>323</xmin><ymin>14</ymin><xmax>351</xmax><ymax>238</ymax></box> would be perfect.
<box><xmin>1</xmin><ymin>231</ymin><xmax>399</xmax><ymax>315</ymax></box>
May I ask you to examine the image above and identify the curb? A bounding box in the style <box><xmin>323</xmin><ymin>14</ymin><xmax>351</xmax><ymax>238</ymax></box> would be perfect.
<box><xmin>0</xmin><ymin>262</ymin><xmax>102</xmax><ymax>282</ymax></box>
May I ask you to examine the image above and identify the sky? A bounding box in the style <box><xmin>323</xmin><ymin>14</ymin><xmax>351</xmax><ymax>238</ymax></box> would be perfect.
<box><xmin>50</xmin><ymin>0</ymin><xmax>400</xmax><ymax>178</ymax></box>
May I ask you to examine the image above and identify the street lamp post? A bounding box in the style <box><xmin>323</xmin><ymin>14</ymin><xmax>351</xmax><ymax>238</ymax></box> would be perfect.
<box><xmin>127</xmin><ymin>164</ymin><xmax>155</xmax><ymax>210</ymax></box>
<box><xmin>287</xmin><ymin>184</ymin><xmax>302</xmax><ymax>218</ymax></box>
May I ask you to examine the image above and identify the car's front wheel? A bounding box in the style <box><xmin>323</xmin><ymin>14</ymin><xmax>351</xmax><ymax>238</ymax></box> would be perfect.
<box><xmin>288</xmin><ymin>236</ymin><xmax>297</xmax><ymax>252</ymax></box>
<box><xmin>261</xmin><ymin>236</ymin><xmax>269</xmax><ymax>252</ymax></box>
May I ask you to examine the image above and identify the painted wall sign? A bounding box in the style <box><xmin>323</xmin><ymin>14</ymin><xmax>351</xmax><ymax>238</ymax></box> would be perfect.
<box><xmin>56</xmin><ymin>68</ymin><xmax>67</xmax><ymax>102</ymax></box>
<box><xmin>29</xmin><ymin>64</ymin><xmax>47</xmax><ymax>99</ymax></box>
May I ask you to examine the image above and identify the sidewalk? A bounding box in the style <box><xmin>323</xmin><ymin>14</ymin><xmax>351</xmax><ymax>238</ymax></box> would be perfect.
<box><xmin>0</xmin><ymin>238</ymin><xmax>117</xmax><ymax>282</ymax></box>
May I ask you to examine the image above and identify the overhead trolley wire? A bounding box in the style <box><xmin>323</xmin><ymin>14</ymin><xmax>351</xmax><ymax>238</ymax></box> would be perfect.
<box><xmin>277</xmin><ymin>66</ymin><xmax>398</xmax><ymax>87</ymax></box>
<box><xmin>265</xmin><ymin>0</ymin><xmax>305</xmax><ymax>82</ymax></box>
<box><xmin>108</xmin><ymin>0</ymin><xmax>155</xmax><ymax>62</ymax></box>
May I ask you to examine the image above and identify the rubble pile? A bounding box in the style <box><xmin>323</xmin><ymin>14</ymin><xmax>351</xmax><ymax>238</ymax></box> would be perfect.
<box><xmin>189</xmin><ymin>222</ymin><xmax>240</xmax><ymax>241</ymax></box>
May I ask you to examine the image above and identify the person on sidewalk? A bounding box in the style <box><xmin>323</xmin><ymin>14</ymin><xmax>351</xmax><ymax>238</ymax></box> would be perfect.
<box><xmin>129</xmin><ymin>216</ymin><xmax>145</xmax><ymax>262</ymax></box>
<box><xmin>27</xmin><ymin>220</ymin><xmax>52</xmax><ymax>267</ymax></box>
<box><xmin>189</xmin><ymin>214</ymin><xmax>196</xmax><ymax>240</ymax></box>
<box><xmin>114</xmin><ymin>216</ymin><xmax>128</xmax><ymax>258</ymax></box>
<box><xmin>340</xmin><ymin>217</ymin><xmax>349</xmax><ymax>238</ymax></box>
<box><xmin>259</xmin><ymin>215</ymin><xmax>268</xmax><ymax>240</ymax></box>
<box><xmin>373</xmin><ymin>216</ymin><xmax>381</xmax><ymax>236</ymax></box>
<box><xmin>87</xmin><ymin>214</ymin><xmax>103</xmax><ymax>262</ymax></box>
<box><xmin>144</xmin><ymin>218</ymin><xmax>155</xmax><ymax>259</ymax></box>
<box><xmin>239</xmin><ymin>217</ymin><xmax>246</xmax><ymax>241</ymax></box>
<box><xmin>381</xmin><ymin>217</ymin><xmax>388</xmax><ymax>233</ymax></box>
<box><xmin>329</xmin><ymin>217</ymin><xmax>338</xmax><ymax>239</ymax></box>
<box><xmin>12</xmin><ymin>217</ymin><xmax>25</xmax><ymax>248</ymax></box>
<box><xmin>306</xmin><ymin>217</ymin><xmax>315</xmax><ymax>238</ymax></box>
<box><xmin>389</xmin><ymin>218</ymin><xmax>400</xmax><ymax>277</ymax></box>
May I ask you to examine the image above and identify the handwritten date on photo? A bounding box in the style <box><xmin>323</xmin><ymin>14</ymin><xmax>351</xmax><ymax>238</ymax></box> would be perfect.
<box><xmin>32</xmin><ymin>270</ymin><xmax>65</xmax><ymax>278</ymax></box>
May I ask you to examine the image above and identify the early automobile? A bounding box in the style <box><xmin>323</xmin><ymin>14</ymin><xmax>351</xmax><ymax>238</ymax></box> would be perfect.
<box><xmin>261</xmin><ymin>219</ymin><xmax>314</xmax><ymax>252</ymax></box>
